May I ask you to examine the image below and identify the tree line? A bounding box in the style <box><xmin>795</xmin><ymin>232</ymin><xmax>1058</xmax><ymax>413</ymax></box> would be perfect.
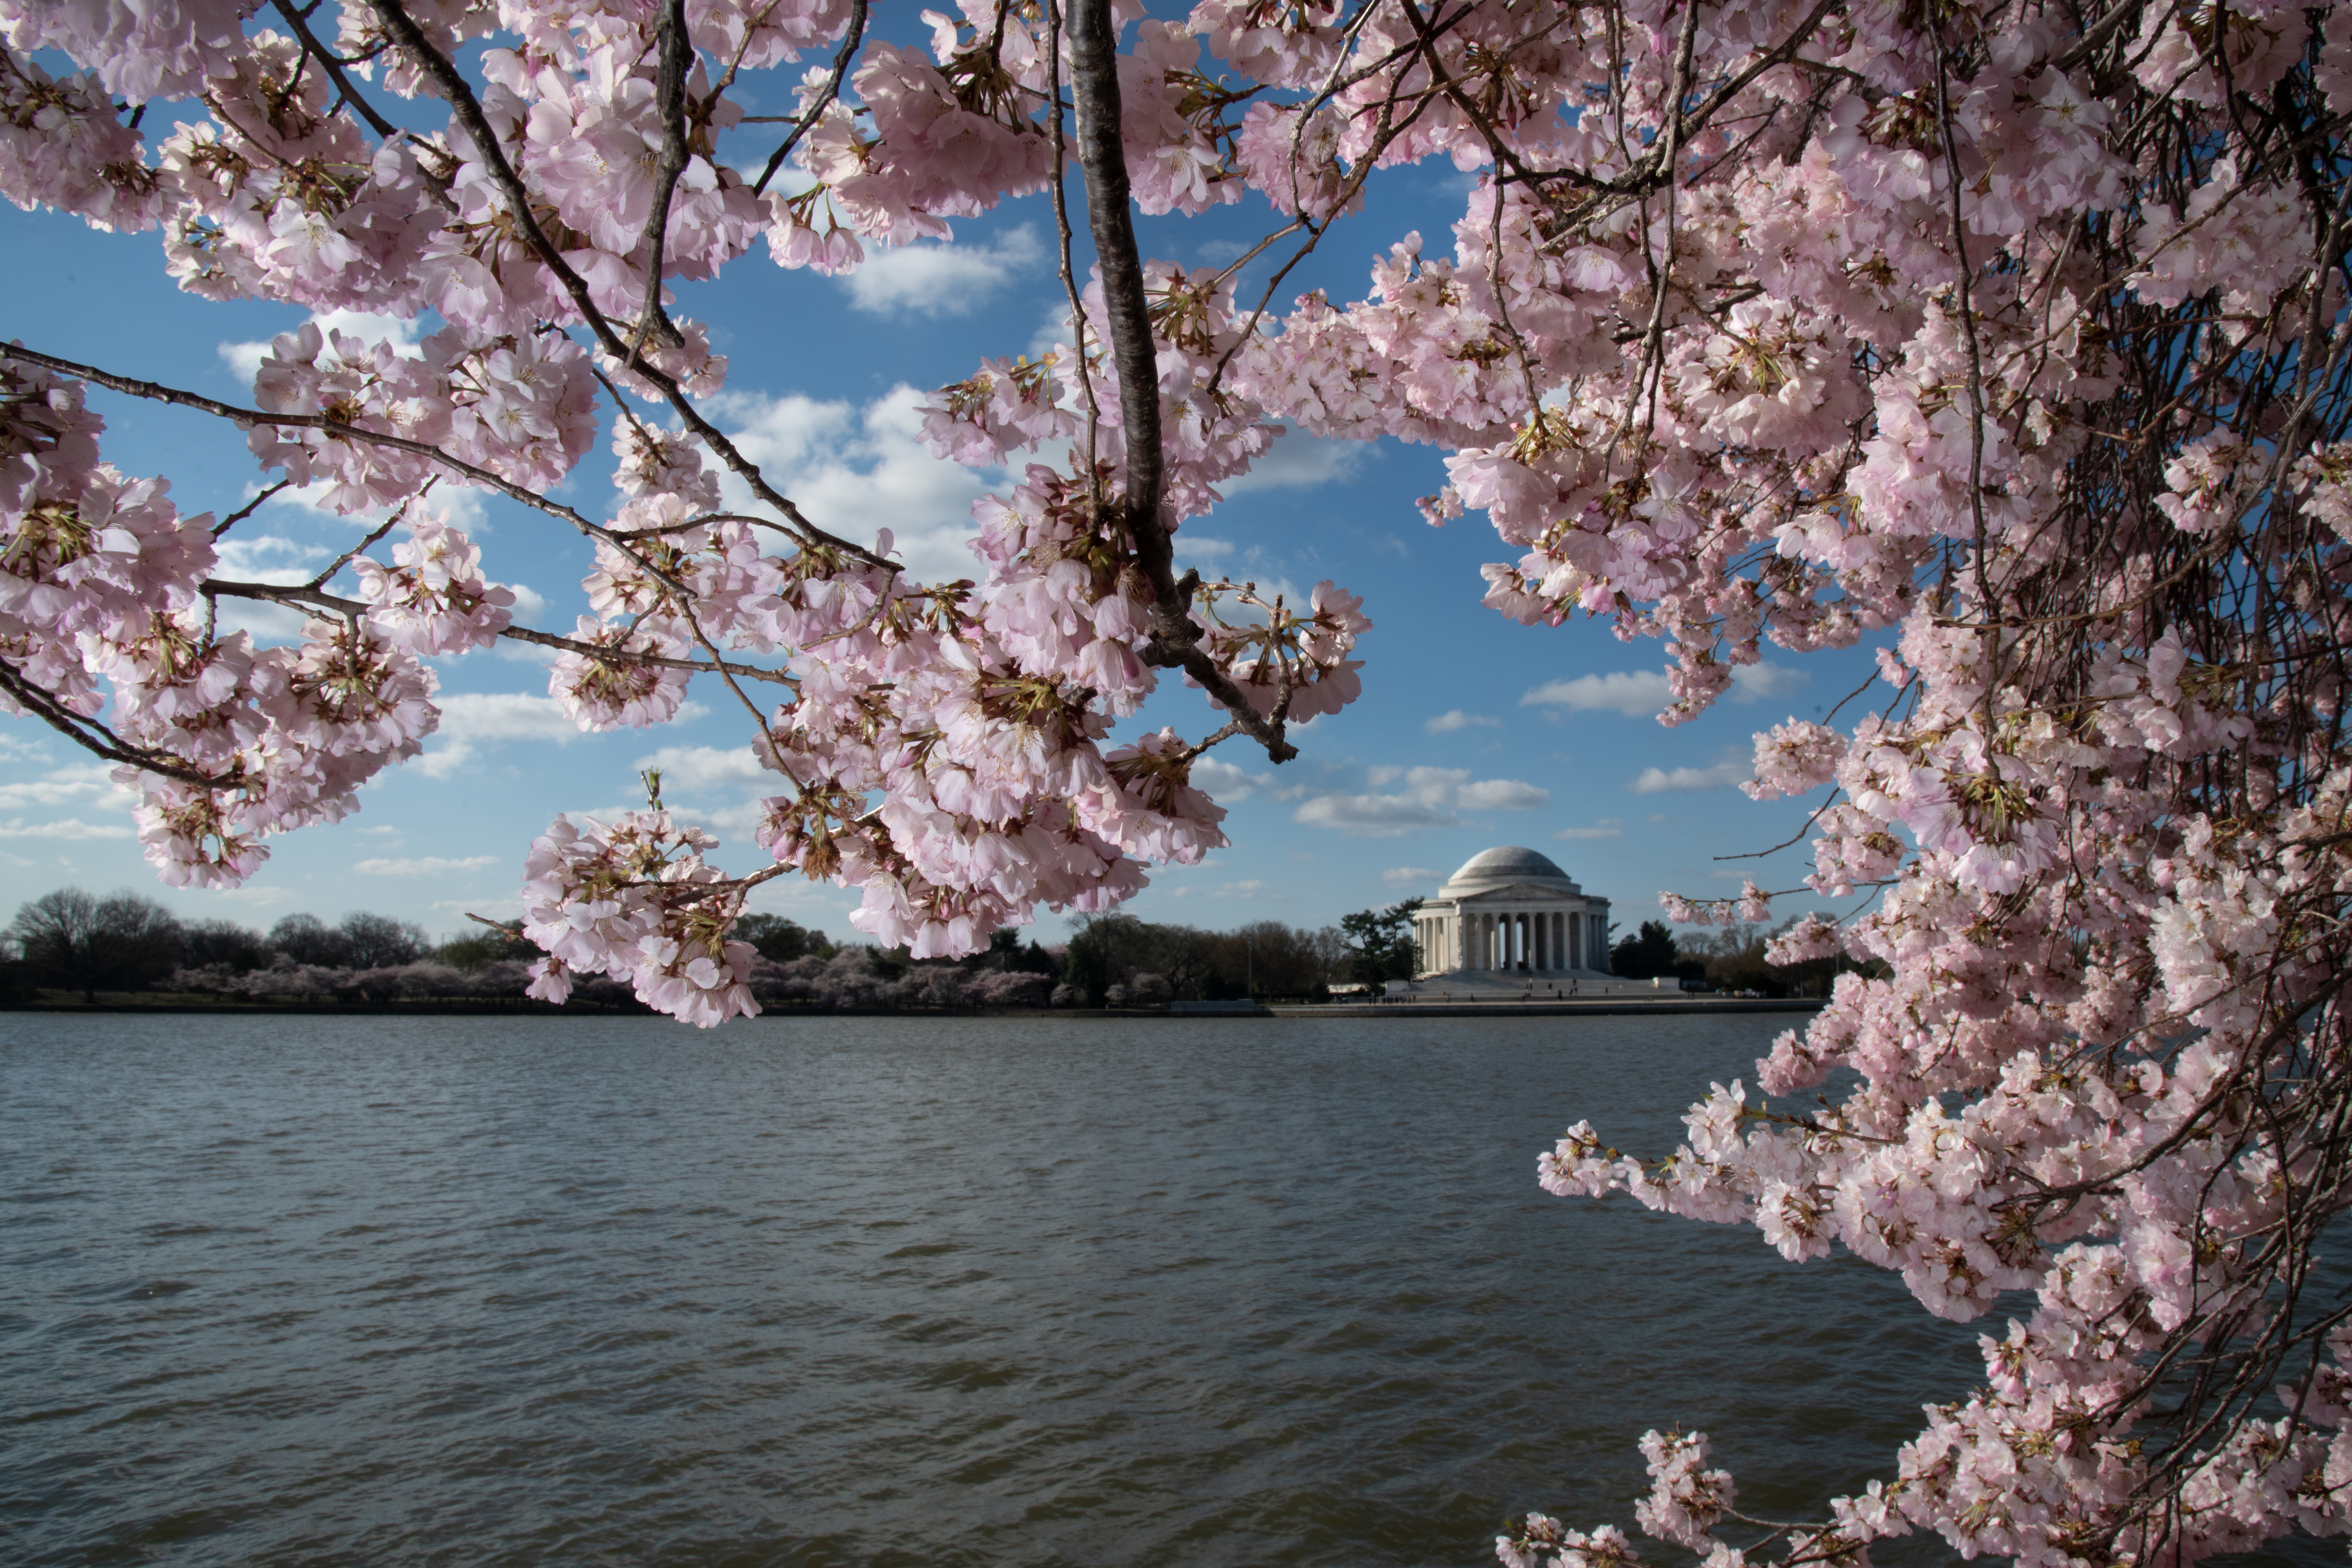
<box><xmin>5</xmin><ymin>890</ymin><xmax>1863</xmax><ymax>1006</ymax></box>
<box><xmin>4</xmin><ymin>888</ymin><xmax>1430</xmax><ymax>1010</ymax></box>
<box><xmin>1607</xmin><ymin>919</ymin><xmax>1871</xmax><ymax>998</ymax></box>
<box><xmin>1</xmin><ymin>888</ymin><xmax>840</xmax><ymax>1006</ymax></box>
<box><xmin>1057</xmin><ymin>899</ymin><xmax>1423</xmax><ymax>1006</ymax></box>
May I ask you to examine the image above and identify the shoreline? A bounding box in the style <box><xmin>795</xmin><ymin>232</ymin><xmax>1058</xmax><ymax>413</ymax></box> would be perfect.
<box><xmin>3</xmin><ymin>995</ymin><xmax>1827</xmax><ymax>1019</ymax></box>
<box><xmin>1268</xmin><ymin>996</ymin><xmax>1825</xmax><ymax>1018</ymax></box>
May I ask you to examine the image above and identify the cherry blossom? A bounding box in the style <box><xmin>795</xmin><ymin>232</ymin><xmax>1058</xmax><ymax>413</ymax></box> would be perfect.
<box><xmin>4</xmin><ymin>0</ymin><xmax>2352</xmax><ymax>1560</ymax></box>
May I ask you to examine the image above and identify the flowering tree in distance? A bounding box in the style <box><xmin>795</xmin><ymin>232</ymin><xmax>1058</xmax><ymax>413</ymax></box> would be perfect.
<box><xmin>5</xmin><ymin>0</ymin><xmax>2352</xmax><ymax>1557</ymax></box>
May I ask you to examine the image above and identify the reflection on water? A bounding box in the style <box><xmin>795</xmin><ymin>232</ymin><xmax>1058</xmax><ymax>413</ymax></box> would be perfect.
<box><xmin>0</xmin><ymin>1011</ymin><xmax>2249</xmax><ymax>1565</ymax></box>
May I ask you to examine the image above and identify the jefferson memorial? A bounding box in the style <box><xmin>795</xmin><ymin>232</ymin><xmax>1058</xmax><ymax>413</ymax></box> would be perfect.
<box><xmin>1412</xmin><ymin>846</ymin><xmax>1613</xmax><ymax>976</ymax></box>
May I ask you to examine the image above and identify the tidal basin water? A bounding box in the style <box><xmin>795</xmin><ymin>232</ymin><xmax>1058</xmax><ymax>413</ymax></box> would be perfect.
<box><xmin>0</xmin><ymin>1011</ymin><xmax>2037</xmax><ymax>1565</ymax></box>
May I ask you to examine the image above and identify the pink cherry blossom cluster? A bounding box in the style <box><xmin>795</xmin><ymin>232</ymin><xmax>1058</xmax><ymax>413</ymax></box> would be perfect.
<box><xmin>7</xmin><ymin>0</ymin><xmax>2352</xmax><ymax>1559</ymax></box>
<box><xmin>519</xmin><ymin>806</ymin><xmax>759</xmax><ymax>1027</ymax></box>
<box><xmin>0</xmin><ymin>46</ymin><xmax>158</xmax><ymax>232</ymax></box>
<box><xmin>0</xmin><ymin>356</ymin><xmax>449</xmax><ymax>888</ymax></box>
<box><xmin>352</xmin><ymin>511</ymin><xmax>516</xmax><ymax>655</ymax></box>
<box><xmin>250</xmin><ymin>321</ymin><xmax>598</xmax><ymax>510</ymax></box>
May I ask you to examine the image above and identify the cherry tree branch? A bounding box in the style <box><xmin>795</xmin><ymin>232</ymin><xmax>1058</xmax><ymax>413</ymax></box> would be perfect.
<box><xmin>270</xmin><ymin>0</ymin><xmax>399</xmax><ymax>140</ymax></box>
<box><xmin>623</xmin><ymin>0</ymin><xmax>693</xmax><ymax>362</ymax></box>
<box><xmin>1064</xmin><ymin>0</ymin><xmax>1297</xmax><ymax>763</ymax></box>
<box><xmin>204</xmin><ymin>578</ymin><xmax>799</xmax><ymax>684</ymax></box>
<box><xmin>0</xmin><ymin>657</ymin><xmax>220</xmax><ymax>785</ymax></box>
<box><xmin>366</xmin><ymin>0</ymin><xmax>887</xmax><ymax>570</ymax></box>
<box><xmin>751</xmin><ymin>0</ymin><xmax>868</xmax><ymax>196</ymax></box>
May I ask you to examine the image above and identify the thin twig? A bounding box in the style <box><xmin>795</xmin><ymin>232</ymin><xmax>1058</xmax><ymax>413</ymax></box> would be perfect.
<box><xmin>751</xmin><ymin>0</ymin><xmax>869</xmax><ymax>195</ymax></box>
<box><xmin>210</xmin><ymin>479</ymin><xmax>292</xmax><ymax>538</ymax></box>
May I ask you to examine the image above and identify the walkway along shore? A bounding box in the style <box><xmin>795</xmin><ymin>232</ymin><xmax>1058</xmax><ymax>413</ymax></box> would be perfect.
<box><xmin>1263</xmin><ymin>997</ymin><xmax>1826</xmax><ymax>1020</ymax></box>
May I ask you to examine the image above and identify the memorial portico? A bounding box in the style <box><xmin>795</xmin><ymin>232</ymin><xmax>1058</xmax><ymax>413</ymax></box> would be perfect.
<box><xmin>1410</xmin><ymin>846</ymin><xmax>1613</xmax><ymax>977</ymax></box>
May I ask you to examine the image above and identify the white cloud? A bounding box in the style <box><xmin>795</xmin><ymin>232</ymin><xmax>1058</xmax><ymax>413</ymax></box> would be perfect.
<box><xmin>632</xmin><ymin>744</ymin><xmax>774</xmax><ymax>793</ymax></box>
<box><xmin>440</xmin><ymin>692</ymin><xmax>584</xmax><ymax>742</ymax></box>
<box><xmin>1521</xmin><ymin>663</ymin><xmax>1809</xmax><ymax>718</ymax></box>
<box><xmin>418</xmin><ymin>691</ymin><xmax>587</xmax><ymax>778</ymax></box>
<box><xmin>0</xmin><ymin>763</ymin><xmax>125</xmax><ymax>813</ymax></box>
<box><xmin>1168</xmin><ymin>877</ymin><xmax>1269</xmax><ymax>900</ymax></box>
<box><xmin>1297</xmin><ymin>765</ymin><xmax>1548</xmax><ymax>837</ymax></box>
<box><xmin>490</xmin><ymin>638</ymin><xmax>562</xmax><ymax>666</ymax></box>
<box><xmin>213</xmin><ymin>533</ymin><xmax>328</xmax><ymax>584</ymax></box>
<box><xmin>840</xmin><ymin>226</ymin><xmax>1045</xmax><ymax>317</ymax></box>
<box><xmin>1521</xmin><ymin>669</ymin><xmax>1673</xmax><ymax>717</ymax></box>
<box><xmin>742</xmin><ymin>878</ymin><xmax>856</xmax><ymax>921</ymax></box>
<box><xmin>503</xmin><ymin>582</ymin><xmax>548</xmax><ymax>619</ymax></box>
<box><xmin>1296</xmin><ymin>792</ymin><xmax>1452</xmax><ymax>836</ymax></box>
<box><xmin>710</xmin><ymin>384</ymin><xmax>995</xmax><ymax>586</ymax></box>
<box><xmin>0</xmin><ymin>733</ymin><xmax>52</xmax><ymax>764</ymax></box>
<box><xmin>1729</xmin><ymin>663</ymin><xmax>1811</xmax><ymax>703</ymax></box>
<box><xmin>1425</xmin><ymin>710</ymin><xmax>1500</xmax><ymax>734</ymax></box>
<box><xmin>354</xmin><ymin>854</ymin><xmax>499</xmax><ymax>877</ymax></box>
<box><xmin>1457</xmin><ymin>777</ymin><xmax>1551</xmax><ymax>810</ymax></box>
<box><xmin>1554</xmin><ymin>819</ymin><xmax>1624</xmax><ymax>840</ymax></box>
<box><xmin>218</xmin><ymin>308</ymin><xmax>425</xmax><ymax>385</ymax></box>
<box><xmin>1630</xmin><ymin>747</ymin><xmax>1752</xmax><ymax>795</ymax></box>
<box><xmin>1382</xmin><ymin>866</ymin><xmax>1439</xmax><ymax>887</ymax></box>
<box><xmin>1174</xmin><ymin>534</ymin><xmax>1236</xmax><ymax>572</ymax></box>
<box><xmin>1189</xmin><ymin>755</ymin><xmax>1266</xmax><ymax>800</ymax></box>
<box><xmin>0</xmin><ymin>816</ymin><xmax>131</xmax><ymax>840</ymax></box>
<box><xmin>1220</xmin><ymin>432</ymin><xmax>1366</xmax><ymax>495</ymax></box>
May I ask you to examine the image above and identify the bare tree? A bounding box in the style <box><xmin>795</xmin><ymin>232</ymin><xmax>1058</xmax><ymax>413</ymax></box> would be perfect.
<box><xmin>11</xmin><ymin>888</ymin><xmax>184</xmax><ymax>1002</ymax></box>
<box><xmin>338</xmin><ymin>912</ymin><xmax>429</xmax><ymax>970</ymax></box>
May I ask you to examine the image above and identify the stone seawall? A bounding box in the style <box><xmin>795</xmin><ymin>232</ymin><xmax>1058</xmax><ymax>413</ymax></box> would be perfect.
<box><xmin>1267</xmin><ymin>997</ymin><xmax>1826</xmax><ymax>1019</ymax></box>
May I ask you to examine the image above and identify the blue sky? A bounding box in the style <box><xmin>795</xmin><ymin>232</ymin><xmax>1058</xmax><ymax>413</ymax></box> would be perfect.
<box><xmin>0</xmin><ymin>44</ymin><xmax>1885</xmax><ymax>948</ymax></box>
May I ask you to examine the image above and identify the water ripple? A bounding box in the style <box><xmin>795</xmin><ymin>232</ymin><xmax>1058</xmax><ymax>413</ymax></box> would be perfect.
<box><xmin>0</xmin><ymin>1011</ymin><xmax>2318</xmax><ymax>1566</ymax></box>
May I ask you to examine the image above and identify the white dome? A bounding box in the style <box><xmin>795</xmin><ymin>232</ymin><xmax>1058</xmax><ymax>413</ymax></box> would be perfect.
<box><xmin>1441</xmin><ymin>845</ymin><xmax>1578</xmax><ymax>895</ymax></box>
